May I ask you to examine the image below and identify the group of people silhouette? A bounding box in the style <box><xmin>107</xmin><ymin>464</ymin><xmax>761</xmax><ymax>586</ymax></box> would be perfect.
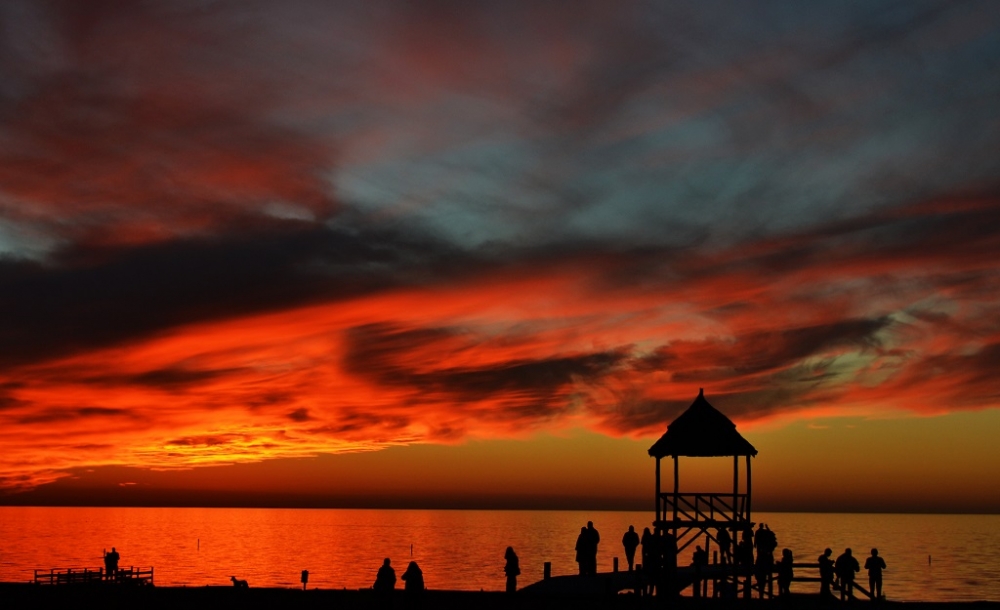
<box><xmin>372</xmin><ymin>529</ymin><xmax>886</xmax><ymax>599</ymax></box>
<box><xmin>372</xmin><ymin>558</ymin><xmax>425</xmax><ymax>592</ymax></box>
<box><xmin>574</xmin><ymin>521</ymin><xmax>601</xmax><ymax>575</ymax></box>
<box><xmin>615</xmin><ymin>522</ymin><xmax>887</xmax><ymax>601</ymax></box>
<box><xmin>102</xmin><ymin>547</ymin><xmax>119</xmax><ymax>581</ymax></box>
<box><xmin>819</xmin><ymin>547</ymin><xmax>887</xmax><ymax>600</ymax></box>
<box><xmin>103</xmin><ymin>520</ymin><xmax>887</xmax><ymax>598</ymax></box>
<box><xmin>358</xmin><ymin>545</ymin><xmax>523</xmax><ymax>596</ymax></box>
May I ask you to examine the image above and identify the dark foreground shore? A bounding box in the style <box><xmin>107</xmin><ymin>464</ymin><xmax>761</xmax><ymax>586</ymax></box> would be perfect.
<box><xmin>2</xmin><ymin>584</ymin><xmax>999</xmax><ymax>610</ymax></box>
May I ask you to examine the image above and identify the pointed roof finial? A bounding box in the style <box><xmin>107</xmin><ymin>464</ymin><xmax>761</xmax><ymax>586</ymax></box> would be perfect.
<box><xmin>699</xmin><ymin>387</ymin><xmax>704</xmax><ymax>397</ymax></box>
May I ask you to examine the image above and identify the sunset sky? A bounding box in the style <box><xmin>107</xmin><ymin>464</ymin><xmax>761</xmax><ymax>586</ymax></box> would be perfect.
<box><xmin>2</xmin><ymin>1</ymin><xmax>999</xmax><ymax>513</ymax></box>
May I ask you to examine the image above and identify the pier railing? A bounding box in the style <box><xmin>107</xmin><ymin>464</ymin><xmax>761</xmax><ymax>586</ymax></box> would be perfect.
<box><xmin>33</xmin><ymin>566</ymin><xmax>154</xmax><ymax>586</ymax></box>
<box><xmin>689</xmin><ymin>561</ymin><xmax>875</xmax><ymax>601</ymax></box>
<box><xmin>523</xmin><ymin>558</ymin><xmax>876</xmax><ymax>600</ymax></box>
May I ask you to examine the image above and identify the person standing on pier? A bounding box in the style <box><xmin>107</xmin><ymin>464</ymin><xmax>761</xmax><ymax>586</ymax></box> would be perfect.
<box><xmin>835</xmin><ymin>548</ymin><xmax>860</xmax><ymax>600</ymax></box>
<box><xmin>640</xmin><ymin>527</ymin><xmax>653</xmax><ymax>567</ymax></box>
<box><xmin>503</xmin><ymin>546</ymin><xmax>520</xmax><ymax>593</ymax></box>
<box><xmin>622</xmin><ymin>526</ymin><xmax>640</xmax><ymax>572</ymax></box>
<box><xmin>586</xmin><ymin>521</ymin><xmax>600</xmax><ymax>575</ymax></box>
<box><xmin>865</xmin><ymin>548</ymin><xmax>886</xmax><ymax>600</ymax></box>
<box><xmin>575</xmin><ymin>526</ymin><xmax>588</xmax><ymax>575</ymax></box>
<box><xmin>777</xmin><ymin>549</ymin><xmax>793</xmax><ymax>597</ymax></box>
<box><xmin>103</xmin><ymin>547</ymin><xmax>120</xmax><ymax>581</ymax></box>
<box><xmin>691</xmin><ymin>545</ymin><xmax>708</xmax><ymax>598</ymax></box>
<box><xmin>716</xmin><ymin>527</ymin><xmax>732</xmax><ymax>564</ymax></box>
<box><xmin>640</xmin><ymin>527</ymin><xmax>655</xmax><ymax>595</ymax></box>
<box><xmin>818</xmin><ymin>548</ymin><xmax>835</xmax><ymax>597</ymax></box>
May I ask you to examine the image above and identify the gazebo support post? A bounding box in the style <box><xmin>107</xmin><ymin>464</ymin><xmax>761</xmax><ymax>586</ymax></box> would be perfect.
<box><xmin>733</xmin><ymin>456</ymin><xmax>738</xmax><ymax>522</ymax></box>
<box><xmin>655</xmin><ymin>457</ymin><xmax>661</xmax><ymax>523</ymax></box>
<box><xmin>672</xmin><ymin>456</ymin><xmax>679</xmax><ymax>525</ymax></box>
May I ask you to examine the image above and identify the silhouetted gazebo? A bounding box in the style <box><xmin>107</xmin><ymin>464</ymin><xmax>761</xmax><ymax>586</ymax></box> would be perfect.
<box><xmin>648</xmin><ymin>388</ymin><xmax>757</xmax><ymax>555</ymax></box>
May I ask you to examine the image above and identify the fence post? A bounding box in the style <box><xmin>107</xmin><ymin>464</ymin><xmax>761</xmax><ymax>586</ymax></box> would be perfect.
<box><xmin>544</xmin><ymin>562</ymin><xmax>551</xmax><ymax>580</ymax></box>
<box><xmin>613</xmin><ymin>557</ymin><xmax>619</xmax><ymax>573</ymax></box>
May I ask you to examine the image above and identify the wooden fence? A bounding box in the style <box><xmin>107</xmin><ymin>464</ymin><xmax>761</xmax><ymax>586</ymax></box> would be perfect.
<box><xmin>33</xmin><ymin>566</ymin><xmax>154</xmax><ymax>586</ymax></box>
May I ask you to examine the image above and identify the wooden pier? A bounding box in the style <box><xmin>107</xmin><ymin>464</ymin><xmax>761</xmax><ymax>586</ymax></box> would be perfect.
<box><xmin>33</xmin><ymin>566</ymin><xmax>154</xmax><ymax>586</ymax></box>
<box><xmin>521</xmin><ymin>559</ymin><xmax>877</xmax><ymax>601</ymax></box>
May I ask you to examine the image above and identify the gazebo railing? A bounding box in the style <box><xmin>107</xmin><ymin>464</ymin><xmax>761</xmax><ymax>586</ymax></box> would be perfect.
<box><xmin>658</xmin><ymin>492</ymin><xmax>749</xmax><ymax>524</ymax></box>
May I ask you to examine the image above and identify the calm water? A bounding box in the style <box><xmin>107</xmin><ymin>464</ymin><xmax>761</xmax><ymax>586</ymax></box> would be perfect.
<box><xmin>0</xmin><ymin>507</ymin><xmax>997</xmax><ymax>601</ymax></box>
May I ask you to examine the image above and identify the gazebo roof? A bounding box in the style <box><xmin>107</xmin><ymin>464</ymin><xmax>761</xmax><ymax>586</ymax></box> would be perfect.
<box><xmin>647</xmin><ymin>389</ymin><xmax>758</xmax><ymax>458</ymax></box>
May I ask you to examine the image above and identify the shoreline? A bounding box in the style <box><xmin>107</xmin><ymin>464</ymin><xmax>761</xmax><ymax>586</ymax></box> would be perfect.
<box><xmin>1</xmin><ymin>584</ymin><xmax>998</xmax><ymax>610</ymax></box>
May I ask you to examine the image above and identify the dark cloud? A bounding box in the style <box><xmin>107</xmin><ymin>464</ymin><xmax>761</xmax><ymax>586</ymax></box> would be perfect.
<box><xmin>166</xmin><ymin>434</ymin><xmax>247</xmax><ymax>448</ymax></box>
<box><xmin>0</xmin><ymin>219</ymin><xmax>464</xmax><ymax>369</ymax></box>
<box><xmin>653</xmin><ymin>318</ymin><xmax>890</xmax><ymax>379</ymax></box>
<box><xmin>343</xmin><ymin>322</ymin><xmax>628</xmax><ymax>417</ymax></box>
<box><xmin>78</xmin><ymin>366</ymin><xmax>242</xmax><ymax>390</ymax></box>
<box><xmin>313</xmin><ymin>410</ymin><xmax>413</xmax><ymax>440</ymax></box>
<box><xmin>286</xmin><ymin>408</ymin><xmax>311</xmax><ymax>422</ymax></box>
<box><xmin>15</xmin><ymin>406</ymin><xmax>136</xmax><ymax>425</ymax></box>
<box><xmin>889</xmin><ymin>340</ymin><xmax>1000</xmax><ymax>408</ymax></box>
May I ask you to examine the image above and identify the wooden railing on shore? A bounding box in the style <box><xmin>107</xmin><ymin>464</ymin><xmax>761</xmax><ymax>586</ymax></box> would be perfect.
<box><xmin>33</xmin><ymin>566</ymin><xmax>154</xmax><ymax>586</ymax></box>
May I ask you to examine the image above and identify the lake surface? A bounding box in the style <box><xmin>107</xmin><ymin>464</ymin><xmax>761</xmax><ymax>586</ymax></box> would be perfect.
<box><xmin>0</xmin><ymin>507</ymin><xmax>997</xmax><ymax>601</ymax></box>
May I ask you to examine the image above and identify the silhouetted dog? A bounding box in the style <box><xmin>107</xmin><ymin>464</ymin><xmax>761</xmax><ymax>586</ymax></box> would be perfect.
<box><xmin>231</xmin><ymin>576</ymin><xmax>249</xmax><ymax>588</ymax></box>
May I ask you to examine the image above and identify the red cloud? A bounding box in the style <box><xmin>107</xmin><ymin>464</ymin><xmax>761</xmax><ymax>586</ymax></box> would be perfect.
<box><xmin>3</xmin><ymin>196</ymin><xmax>1000</xmax><ymax>491</ymax></box>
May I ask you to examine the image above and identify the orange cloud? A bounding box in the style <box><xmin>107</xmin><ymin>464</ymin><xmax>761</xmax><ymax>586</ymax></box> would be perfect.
<box><xmin>3</xmin><ymin>198</ymin><xmax>1000</xmax><ymax>493</ymax></box>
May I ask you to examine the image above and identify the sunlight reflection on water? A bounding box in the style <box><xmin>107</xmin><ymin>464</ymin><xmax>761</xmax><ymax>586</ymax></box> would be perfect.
<box><xmin>0</xmin><ymin>507</ymin><xmax>997</xmax><ymax>601</ymax></box>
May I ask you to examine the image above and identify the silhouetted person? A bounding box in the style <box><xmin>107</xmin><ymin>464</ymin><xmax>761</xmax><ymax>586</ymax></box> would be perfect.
<box><xmin>640</xmin><ymin>527</ymin><xmax>653</xmax><ymax>567</ymax></box>
<box><xmin>504</xmin><ymin>547</ymin><xmax>520</xmax><ymax>593</ymax></box>
<box><xmin>716</xmin><ymin>527</ymin><xmax>732</xmax><ymax>564</ymax></box>
<box><xmin>754</xmin><ymin>525</ymin><xmax>777</xmax><ymax>596</ymax></box>
<box><xmin>622</xmin><ymin>526</ymin><xmax>640</xmax><ymax>572</ymax></box>
<box><xmin>835</xmin><ymin>548</ymin><xmax>859</xmax><ymax>600</ymax></box>
<box><xmin>402</xmin><ymin>561</ymin><xmax>424</xmax><ymax>592</ymax></box>
<box><xmin>865</xmin><ymin>548</ymin><xmax>886</xmax><ymax>600</ymax></box>
<box><xmin>640</xmin><ymin>527</ymin><xmax>655</xmax><ymax>595</ymax></box>
<box><xmin>575</xmin><ymin>526</ymin><xmax>588</xmax><ymax>575</ymax></box>
<box><xmin>818</xmin><ymin>548</ymin><xmax>835</xmax><ymax>598</ymax></box>
<box><xmin>661</xmin><ymin>529</ymin><xmax>678</xmax><ymax>597</ymax></box>
<box><xmin>301</xmin><ymin>569</ymin><xmax>309</xmax><ymax>590</ymax></box>
<box><xmin>754</xmin><ymin>550</ymin><xmax>772</xmax><ymax>595</ymax></box>
<box><xmin>374</xmin><ymin>558</ymin><xmax>396</xmax><ymax>591</ymax></box>
<box><xmin>756</xmin><ymin>524</ymin><xmax>777</xmax><ymax>563</ymax></box>
<box><xmin>104</xmin><ymin>547</ymin><xmax>120</xmax><ymax>581</ymax></box>
<box><xmin>586</xmin><ymin>521</ymin><xmax>600</xmax><ymax>575</ymax></box>
<box><xmin>692</xmin><ymin>546</ymin><xmax>708</xmax><ymax>598</ymax></box>
<box><xmin>692</xmin><ymin>545</ymin><xmax>708</xmax><ymax>567</ymax></box>
<box><xmin>230</xmin><ymin>576</ymin><xmax>249</xmax><ymax>588</ymax></box>
<box><xmin>777</xmin><ymin>549</ymin><xmax>793</xmax><ymax>597</ymax></box>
